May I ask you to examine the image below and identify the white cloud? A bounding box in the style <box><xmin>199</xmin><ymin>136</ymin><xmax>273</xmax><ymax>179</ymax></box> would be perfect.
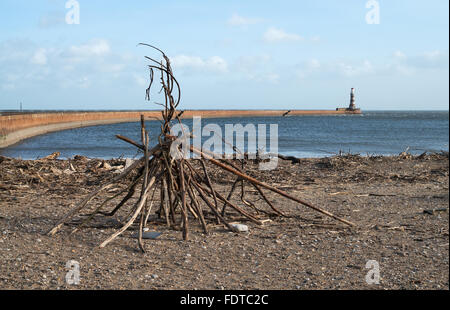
<box><xmin>38</xmin><ymin>11</ymin><xmax>65</xmax><ymax>28</ymax></box>
<box><xmin>134</xmin><ymin>74</ymin><xmax>148</xmax><ymax>87</ymax></box>
<box><xmin>420</xmin><ymin>50</ymin><xmax>449</xmax><ymax>68</ymax></box>
<box><xmin>388</xmin><ymin>50</ymin><xmax>448</xmax><ymax>74</ymax></box>
<box><xmin>260</xmin><ymin>73</ymin><xmax>280</xmax><ymax>84</ymax></box>
<box><xmin>1</xmin><ymin>83</ymin><xmax>15</xmax><ymax>91</ymax></box>
<box><xmin>228</xmin><ymin>13</ymin><xmax>263</xmax><ymax>26</ymax></box>
<box><xmin>264</xmin><ymin>27</ymin><xmax>303</xmax><ymax>43</ymax></box>
<box><xmin>234</xmin><ymin>54</ymin><xmax>277</xmax><ymax>82</ymax></box>
<box><xmin>296</xmin><ymin>59</ymin><xmax>376</xmax><ymax>79</ymax></box>
<box><xmin>296</xmin><ymin>59</ymin><xmax>321</xmax><ymax>79</ymax></box>
<box><xmin>336</xmin><ymin>60</ymin><xmax>374</xmax><ymax>77</ymax></box>
<box><xmin>31</xmin><ymin>48</ymin><xmax>48</xmax><ymax>65</ymax></box>
<box><xmin>307</xmin><ymin>59</ymin><xmax>321</xmax><ymax>69</ymax></box>
<box><xmin>68</xmin><ymin>39</ymin><xmax>111</xmax><ymax>58</ymax></box>
<box><xmin>423</xmin><ymin>50</ymin><xmax>443</xmax><ymax>61</ymax></box>
<box><xmin>295</xmin><ymin>50</ymin><xmax>448</xmax><ymax>80</ymax></box>
<box><xmin>0</xmin><ymin>38</ymin><xmax>126</xmax><ymax>91</ymax></box>
<box><xmin>171</xmin><ymin>55</ymin><xmax>228</xmax><ymax>73</ymax></box>
<box><xmin>393</xmin><ymin>50</ymin><xmax>406</xmax><ymax>60</ymax></box>
<box><xmin>100</xmin><ymin>63</ymin><xmax>126</xmax><ymax>74</ymax></box>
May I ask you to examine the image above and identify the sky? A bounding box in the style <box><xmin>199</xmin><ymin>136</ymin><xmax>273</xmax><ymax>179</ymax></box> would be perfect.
<box><xmin>0</xmin><ymin>0</ymin><xmax>448</xmax><ymax>111</ymax></box>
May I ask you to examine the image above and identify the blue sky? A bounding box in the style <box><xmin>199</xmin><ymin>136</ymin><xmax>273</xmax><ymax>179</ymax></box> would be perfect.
<box><xmin>0</xmin><ymin>0</ymin><xmax>448</xmax><ymax>111</ymax></box>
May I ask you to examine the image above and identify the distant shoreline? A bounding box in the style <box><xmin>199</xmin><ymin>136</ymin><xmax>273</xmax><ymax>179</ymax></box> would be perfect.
<box><xmin>0</xmin><ymin>109</ymin><xmax>361</xmax><ymax>148</ymax></box>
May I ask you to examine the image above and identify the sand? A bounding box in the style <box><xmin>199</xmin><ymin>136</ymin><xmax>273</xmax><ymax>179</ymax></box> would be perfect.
<box><xmin>0</xmin><ymin>152</ymin><xmax>448</xmax><ymax>290</ymax></box>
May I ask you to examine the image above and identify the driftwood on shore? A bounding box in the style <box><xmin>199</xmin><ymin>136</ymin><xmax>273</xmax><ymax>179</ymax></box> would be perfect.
<box><xmin>47</xmin><ymin>45</ymin><xmax>354</xmax><ymax>251</ymax></box>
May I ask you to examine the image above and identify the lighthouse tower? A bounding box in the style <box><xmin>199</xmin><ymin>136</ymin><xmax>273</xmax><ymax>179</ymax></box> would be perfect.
<box><xmin>349</xmin><ymin>88</ymin><xmax>356</xmax><ymax>110</ymax></box>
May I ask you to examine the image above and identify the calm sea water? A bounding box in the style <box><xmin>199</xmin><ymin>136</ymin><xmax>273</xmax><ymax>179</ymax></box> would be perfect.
<box><xmin>1</xmin><ymin>111</ymin><xmax>448</xmax><ymax>160</ymax></box>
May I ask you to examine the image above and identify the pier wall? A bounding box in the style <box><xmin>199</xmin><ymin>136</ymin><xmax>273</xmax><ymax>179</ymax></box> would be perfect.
<box><xmin>0</xmin><ymin>109</ymin><xmax>360</xmax><ymax>148</ymax></box>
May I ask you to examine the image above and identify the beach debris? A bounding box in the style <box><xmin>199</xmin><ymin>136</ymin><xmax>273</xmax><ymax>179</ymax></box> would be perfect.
<box><xmin>69</xmin><ymin>162</ymin><xmax>77</xmax><ymax>172</ymax></box>
<box><xmin>277</xmin><ymin>154</ymin><xmax>301</xmax><ymax>164</ymax></box>
<box><xmin>43</xmin><ymin>152</ymin><xmax>60</xmax><ymax>160</ymax></box>
<box><xmin>230</xmin><ymin>223</ymin><xmax>249</xmax><ymax>233</ymax></box>
<box><xmin>124</xmin><ymin>158</ymin><xmax>134</xmax><ymax>170</ymax></box>
<box><xmin>73</xmin><ymin>155</ymin><xmax>89</xmax><ymax>161</ymax></box>
<box><xmin>101</xmin><ymin>161</ymin><xmax>112</xmax><ymax>170</ymax></box>
<box><xmin>50</xmin><ymin>167</ymin><xmax>62</xmax><ymax>176</ymax></box>
<box><xmin>423</xmin><ymin>208</ymin><xmax>448</xmax><ymax>215</ymax></box>
<box><xmin>132</xmin><ymin>231</ymin><xmax>162</xmax><ymax>239</ymax></box>
<box><xmin>47</xmin><ymin>44</ymin><xmax>355</xmax><ymax>252</ymax></box>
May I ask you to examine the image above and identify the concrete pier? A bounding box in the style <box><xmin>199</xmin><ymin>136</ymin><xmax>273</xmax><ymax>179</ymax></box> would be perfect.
<box><xmin>0</xmin><ymin>109</ymin><xmax>361</xmax><ymax>148</ymax></box>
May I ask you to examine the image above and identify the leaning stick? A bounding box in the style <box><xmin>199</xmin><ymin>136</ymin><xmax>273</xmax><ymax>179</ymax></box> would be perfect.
<box><xmin>186</xmin><ymin>183</ymin><xmax>208</xmax><ymax>234</ymax></box>
<box><xmin>196</xmin><ymin>183</ymin><xmax>263</xmax><ymax>225</ymax></box>
<box><xmin>190</xmin><ymin>180</ymin><xmax>233</xmax><ymax>231</ymax></box>
<box><xmin>179</xmin><ymin>160</ymin><xmax>189</xmax><ymax>240</ymax></box>
<box><xmin>250</xmin><ymin>182</ymin><xmax>287</xmax><ymax>217</ymax></box>
<box><xmin>47</xmin><ymin>158</ymin><xmax>145</xmax><ymax>236</ymax></box>
<box><xmin>100</xmin><ymin>171</ymin><xmax>161</xmax><ymax>248</ymax></box>
<box><xmin>221</xmin><ymin>176</ymin><xmax>240</xmax><ymax>216</ymax></box>
<box><xmin>199</xmin><ymin>159</ymin><xmax>220</xmax><ymax>224</ymax></box>
<box><xmin>191</xmin><ymin>146</ymin><xmax>355</xmax><ymax>227</ymax></box>
<box><xmin>143</xmin><ymin>185</ymin><xmax>158</xmax><ymax>227</ymax></box>
<box><xmin>138</xmin><ymin>129</ymin><xmax>150</xmax><ymax>252</ymax></box>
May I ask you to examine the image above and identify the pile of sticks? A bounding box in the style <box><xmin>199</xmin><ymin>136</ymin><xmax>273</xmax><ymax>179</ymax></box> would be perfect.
<box><xmin>47</xmin><ymin>44</ymin><xmax>354</xmax><ymax>252</ymax></box>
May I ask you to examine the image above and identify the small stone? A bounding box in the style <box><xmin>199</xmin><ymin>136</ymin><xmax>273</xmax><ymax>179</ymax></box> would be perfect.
<box><xmin>102</xmin><ymin>162</ymin><xmax>112</xmax><ymax>170</ymax></box>
<box><xmin>230</xmin><ymin>224</ymin><xmax>249</xmax><ymax>233</ymax></box>
<box><xmin>125</xmin><ymin>159</ymin><xmax>134</xmax><ymax>170</ymax></box>
<box><xmin>132</xmin><ymin>231</ymin><xmax>162</xmax><ymax>239</ymax></box>
<box><xmin>51</xmin><ymin>167</ymin><xmax>62</xmax><ymax>176</ymax></box>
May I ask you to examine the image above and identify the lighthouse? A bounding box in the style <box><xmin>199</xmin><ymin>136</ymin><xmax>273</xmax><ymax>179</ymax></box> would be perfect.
<box><xmin>335</xmin><ymin>88</ymin><xmax>361</xmax><ymax>113</ymax></box>
<box><xmin>349</xmin><ymin>88</ymin><xmax>356</xmax><ymax>110</ymax></box>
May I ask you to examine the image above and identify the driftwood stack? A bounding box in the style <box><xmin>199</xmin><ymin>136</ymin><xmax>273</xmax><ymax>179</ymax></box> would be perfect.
<box><xmin>47</xmin><ymin>44</ymin><xmax>354</xmax><ymax>252</ymax></box>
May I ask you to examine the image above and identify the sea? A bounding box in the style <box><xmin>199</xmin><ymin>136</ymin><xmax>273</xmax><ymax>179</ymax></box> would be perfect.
<box><xmin>1</xmin><ymin>111</ymin><xmax>448</xmax><ymax>160</ymax></box>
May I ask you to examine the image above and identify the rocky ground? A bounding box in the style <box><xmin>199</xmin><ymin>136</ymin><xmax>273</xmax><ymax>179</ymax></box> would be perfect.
<box><xmin>0</xmin><ymin>152</ymin><xmax>448</xmax><ymax>290</ymax></box>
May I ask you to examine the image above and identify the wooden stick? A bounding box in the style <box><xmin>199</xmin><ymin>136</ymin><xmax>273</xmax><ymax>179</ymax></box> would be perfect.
<box><xmin>199</xmin><ymin>159</ymin><xmax>220</xmax><ymax>224</ymax></box>
<box><xmin>100</xmin><ymin>170</ymin><xmax>161</xmax><ymax>248</ymax></box>
<box><xmin>250</xmin><ymin>182</ymin><xmax>287</xmax><ymax>217</ymax></box>
<box><xmin>143</xmin><ymin>185</ymin><xmax>158</xmax><ymax>227</ymax></box>
<box><xmin>190</xmin><ymin>146</ymin><xmax>355</xmax><ymax>227</ymax></box>
<box><xmin>47</xmin><ymin>158</ymin><xmax>144</xmax><ymax>236</ymax></box>
<box><xmin>187</xmin><ymin>184</ymin><xmax>208</xmax><ymax>234</ymax></box>
<box><xmin>138</xmin><ymin>129</ymin><xmax>150</xmax><ymax>252</ymax></box>
<box><xmin>197</xmin><ymin>183</ymin><xmax>263</xmax><ymax>225</ymax></box>
<box><xmin>179</xmin><ymin>160</ymin><xmax>189</xmax><ymax>240</ymax></box>
<box><xmin>161</xmin><ymin>177</ymin><xmax>171</xmax><ymax>227</ymax></box>
<box><xmin>221</xmin><ymin>176</ymin><xmax>240</xmax><ymax>216</ymax></box>
<box><xmin>190</xmin><ymin>180</ymin><xmax>233</xmax><ymax>231</ymax></box>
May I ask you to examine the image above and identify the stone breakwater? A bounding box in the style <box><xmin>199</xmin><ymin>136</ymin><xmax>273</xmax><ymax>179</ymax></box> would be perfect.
<box><xmin>0</xmin><ymin>109</ymin><xmax>361</xmax><ymax>148</ymax></box>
